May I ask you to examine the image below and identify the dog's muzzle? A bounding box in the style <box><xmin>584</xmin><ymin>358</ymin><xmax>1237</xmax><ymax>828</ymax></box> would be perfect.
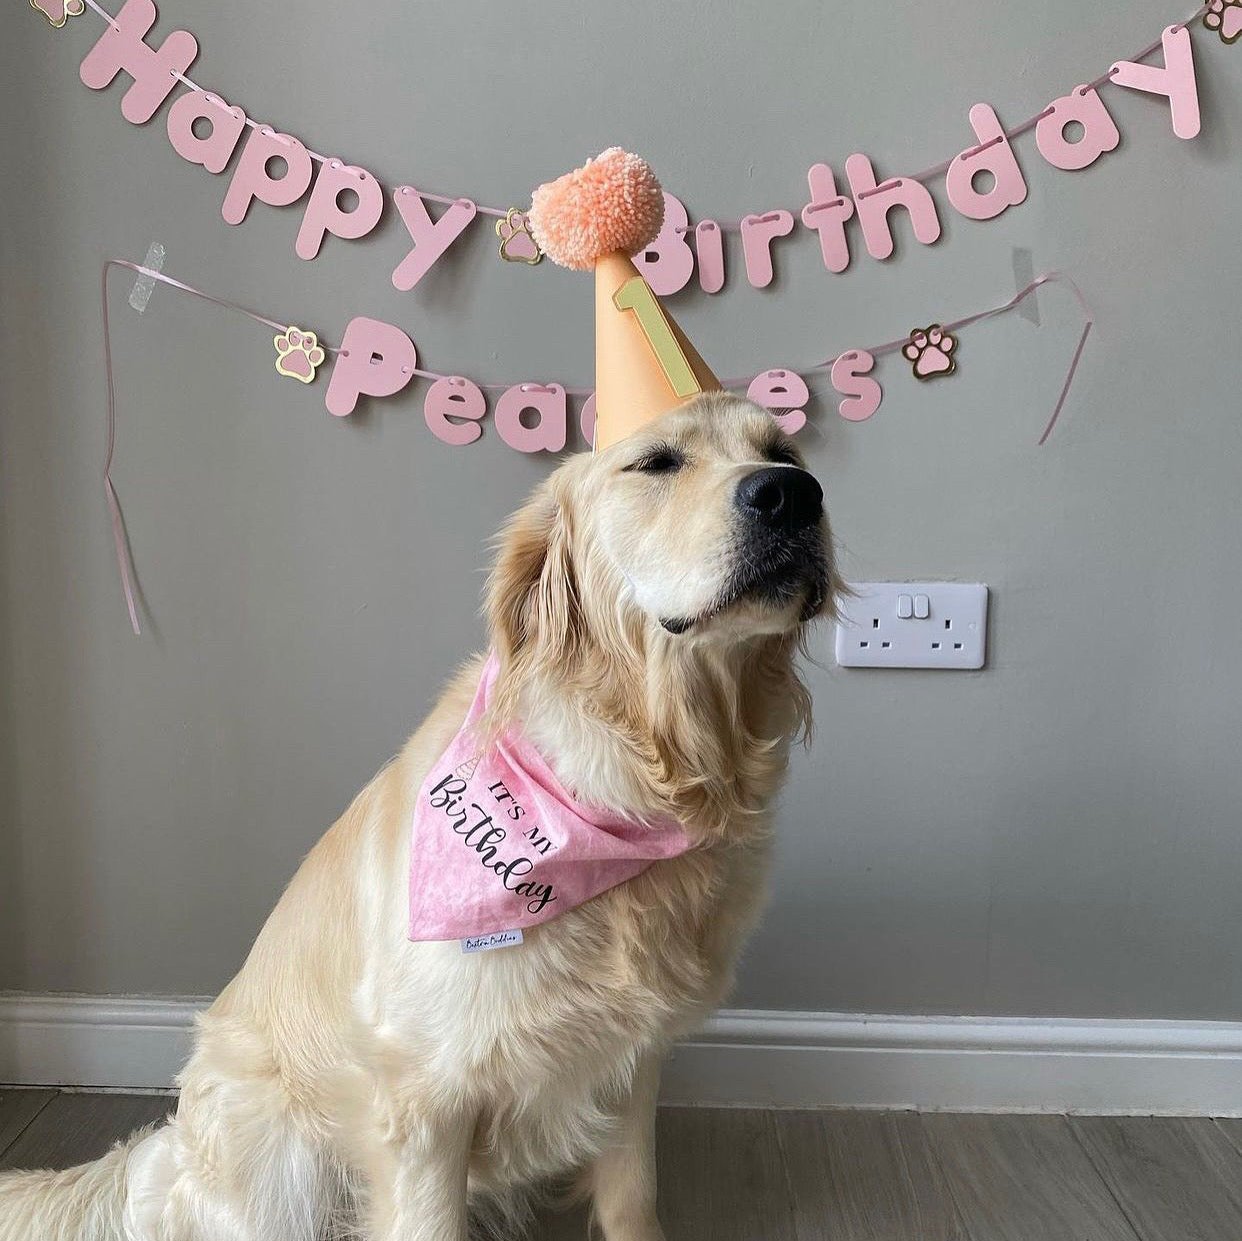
<box><xmin>659</xmin><ymin>467</ymin><xmax>829</xmax><ymax>634</ymax></box>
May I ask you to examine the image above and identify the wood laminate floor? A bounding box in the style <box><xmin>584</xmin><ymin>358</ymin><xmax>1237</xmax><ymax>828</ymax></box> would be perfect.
<box><xmin>4</xmin><ymin>1089</ymin><xmax>1242</xmax><ymax>1239</ymax></box>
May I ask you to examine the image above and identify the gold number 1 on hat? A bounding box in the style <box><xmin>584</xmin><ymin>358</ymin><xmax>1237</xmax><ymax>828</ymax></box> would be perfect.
<box><xmin>613</xmin><ymin>276</ymin><xmax>702</xmax><ymax>400</ymax></box>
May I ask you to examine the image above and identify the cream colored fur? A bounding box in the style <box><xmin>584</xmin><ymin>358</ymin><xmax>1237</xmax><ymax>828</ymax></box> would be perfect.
<box><xmin>0</xmin><ymin>395</ymin><xmax>835</xmax><ymax>1241</ymax></box>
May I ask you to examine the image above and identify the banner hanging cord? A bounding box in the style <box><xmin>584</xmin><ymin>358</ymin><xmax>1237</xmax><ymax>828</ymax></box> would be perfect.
<box><xmin>76</xmin><ymin>0</ymin><xmax>1209</xmax><ymax>232</ymax></box>
<box><xmin>100</xmin><ymin>259</ymin><xmax>1092</xmax><ymax>635</ymax></box>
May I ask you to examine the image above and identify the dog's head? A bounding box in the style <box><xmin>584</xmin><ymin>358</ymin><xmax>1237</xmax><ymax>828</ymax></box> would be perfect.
<box><xmin>488</xmin><ymin>393</ymin><xmax>837</xmax><ymax>666</ymax></box>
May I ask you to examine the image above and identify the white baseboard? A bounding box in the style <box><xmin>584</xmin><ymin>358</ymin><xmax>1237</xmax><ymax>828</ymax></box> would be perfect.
<box><xmin>665</xmin><ymin>1010</ymin><xmax>1242</xmax><ymax>1114</ymax></box>
<box><xmin>4</xmin><ymin>994</ymin><xmax>1242</xmax><ymax>1115</ymax></box>
<box><xmin>0</xmin><ymin>995</ymin><xmax>203</xmax><ymax>1092</ymax></box>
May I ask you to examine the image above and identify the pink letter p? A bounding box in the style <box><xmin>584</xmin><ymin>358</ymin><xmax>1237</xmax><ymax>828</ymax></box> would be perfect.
<box><xmin>325</xmin><ymin>318</ymin><xmax>418</xmax><ymax>417</ymax></box>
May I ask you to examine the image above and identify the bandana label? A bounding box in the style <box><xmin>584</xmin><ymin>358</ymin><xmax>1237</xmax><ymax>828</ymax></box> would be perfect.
<box><xmin>461</xmin><ymin>929</ymin><xmax>524</xmax><ymax>954</ymax></box>
<box><xmin>409</xmin><ymin>655</ymin><xmax>692</xmax><ymax>942</ymax></box>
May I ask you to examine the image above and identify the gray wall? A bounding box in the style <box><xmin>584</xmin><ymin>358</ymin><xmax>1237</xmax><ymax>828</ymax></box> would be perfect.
<box><xmin>3</xmin><ymin>0</ymin><xmax>1241</xmax><ymax>1018</ymax></box>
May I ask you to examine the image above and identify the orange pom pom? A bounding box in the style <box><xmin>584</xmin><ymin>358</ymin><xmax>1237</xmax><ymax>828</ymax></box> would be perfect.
<box><xmin>528</xmin><ymin>148</ymin><xmax>665</xmax><ymax>271</ymax></box>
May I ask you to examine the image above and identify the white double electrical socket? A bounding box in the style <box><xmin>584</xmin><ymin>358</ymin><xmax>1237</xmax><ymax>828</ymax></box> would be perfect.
<box><xmin>834</xmin><ymin>582</ymin><xmax>989</xmax><ymax>670</ymax></box>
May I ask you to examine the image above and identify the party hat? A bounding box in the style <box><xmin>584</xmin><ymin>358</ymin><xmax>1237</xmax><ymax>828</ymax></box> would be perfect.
<box><xmin>528</xmin><ymin>149</ymin><xmax>721</xmax><ymax>451</ymax></box>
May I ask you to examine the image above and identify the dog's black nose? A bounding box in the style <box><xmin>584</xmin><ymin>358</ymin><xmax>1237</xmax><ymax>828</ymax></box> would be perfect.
<box><xmin>736</xmin><ymin>466</ymin><xmax>823</xmax><ymax>532</ymax></box>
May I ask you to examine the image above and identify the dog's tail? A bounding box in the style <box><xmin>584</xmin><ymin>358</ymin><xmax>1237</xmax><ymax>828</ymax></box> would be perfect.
<box><xmin>0</xmin><ymin>1119</ymin><xmax>172</xmax><ymax>1241</ymax></box>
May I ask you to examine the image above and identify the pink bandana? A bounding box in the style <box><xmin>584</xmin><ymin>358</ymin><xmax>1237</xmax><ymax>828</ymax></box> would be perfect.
<box><xmin>408</xmin><ymin>655</ymin><xmax>692</xmax><ymax>944</ymax></box>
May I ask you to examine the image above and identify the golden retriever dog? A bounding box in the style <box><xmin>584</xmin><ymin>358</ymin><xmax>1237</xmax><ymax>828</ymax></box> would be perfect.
<box><xmin>0</xmin><ymin>392</ymin><xmax>836</xmax><ymax>1241</ymax></box>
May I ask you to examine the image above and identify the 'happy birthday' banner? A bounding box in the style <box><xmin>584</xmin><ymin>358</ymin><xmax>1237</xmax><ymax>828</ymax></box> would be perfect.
<box><xmin>100</xmin><ymin>257</ymin><xmax>1093</xmax><ymax>633</ymax></box>
<box><xmin>38</xmin><ymin>0</ymin><xmax>1227</xmax><ymax>294</ymax></box>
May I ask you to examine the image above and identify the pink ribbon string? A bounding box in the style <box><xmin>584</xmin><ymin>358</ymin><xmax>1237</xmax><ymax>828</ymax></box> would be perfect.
<box><xmin>101</xmin><ymin>259</ymin><xmax>304</xmax><ymax>634</ymax></box>
<box><xmin>945</xmin><ymin>274</ymin><xmax>1093</xmax><ymax>448</ymax></box>
<box><xmin>870</xmin><ymin>8</ymin><xmax>1210</xmax><ymax>201</ymax></box>
<box><xmin>77</xmin><ymin>0</ymin><xmax>1208</xmax><ymax>232</ymax></box>
<box><xmin>100</xmin><ymin>259</ymin><xmax>1093</xmax><ymax>634</ymax></box>
<box><xmin>78</xmin><ymin>0</ymin><xmax>512</xmax><ymax>218</ymax></box>
<box><xmin>101</xmin><ymin>265</ymin><xmax>140</xmax><ymax>635</ymax></box>
<box><xmin>678</xmin><ymin>6</ymin><xmax>1208</xmax><ymax>231</ymax></box>
<box><xmin>723</xmin><ymin>272</ymin><xmax>1093</xmax><ymax>448</ymax></box>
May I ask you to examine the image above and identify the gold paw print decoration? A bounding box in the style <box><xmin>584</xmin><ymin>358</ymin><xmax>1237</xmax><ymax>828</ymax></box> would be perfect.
<box><xmin>30</xmin><ymin>0</ymin><xmax>85</xmax><ymax>27</ymax></box>
<box><xmin>496</xmin><ymin>208</ymin><xmax>543</xmax><ymax>265</ymax></box>
<box><xmin>903</xmin><ymin>325</ymin><xmax>958</xmax><ymax>381</ymax></box>
<box><xmin>1205</xmin><ymin>0</ymin><xmax>1242</xmax><ymax>43</ymax></box>
<box><xmin>274</xmin><ymin>327</ymin><xmax>326</xmax><ymax>384</ymax></box>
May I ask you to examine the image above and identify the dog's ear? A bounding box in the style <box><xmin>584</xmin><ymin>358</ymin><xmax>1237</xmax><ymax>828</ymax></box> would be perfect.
<box><xmin>487</xmin><ymin>479</ymin><xmax>581</xmax><ymax>668</ymax></box>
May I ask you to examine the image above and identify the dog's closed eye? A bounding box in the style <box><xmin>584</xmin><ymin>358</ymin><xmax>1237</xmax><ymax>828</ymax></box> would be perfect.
<box><xmin>624</xmin><ymin>446</ymin><xmax>685</xmax><ymax>475</ymax></box>
<box><xmin>762</xmin><ymin>439</ymin><xmax>802</xmax><ymax>468</ymax></box>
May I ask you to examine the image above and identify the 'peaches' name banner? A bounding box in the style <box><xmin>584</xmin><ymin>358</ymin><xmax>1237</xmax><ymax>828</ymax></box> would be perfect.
<box><xmin>63</xmin><ymin>0</ymin><xmax>1218</xmax><ymax>293</ymax></box>
<box><xmin>100</xmin><ymin>258</ymin><xmax>1093</xmax><ymax>634</ymax></box>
